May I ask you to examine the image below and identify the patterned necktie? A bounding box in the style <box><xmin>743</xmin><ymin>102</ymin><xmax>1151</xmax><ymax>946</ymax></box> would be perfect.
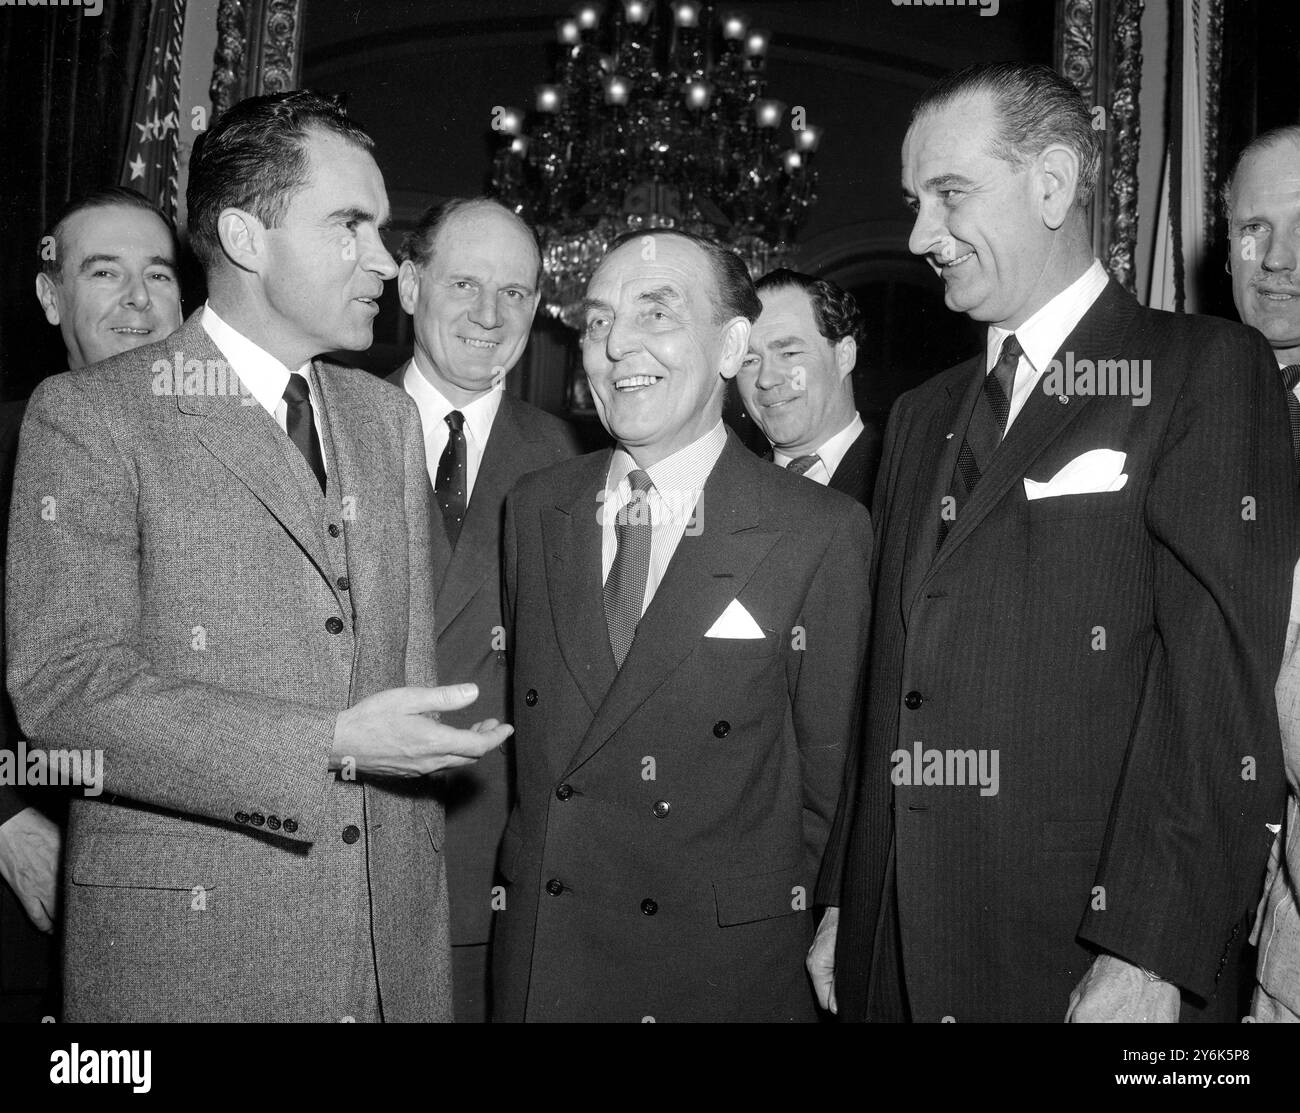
<box><xmin>939</xmin><ymin>333</ymin><xmax>1022</xmax><ymax>549</ymax></box>
<box><xmin>604</xmin><ymin>469</ymin><xmax>654</xmax><ymax>668</ymax></box>
<box><xmin>1282</xmin><ymin>364</ymin><xmax>1300</xmax><ymax>472</ymax></box>
<box><xmin>282</xmin><ymin>373</ymin><xmax>326</xmax><ymax>494</ymax></box>
<box><xmin>436</xmin><ymin>410</ymin><xmax>468</xmax><ymax>548</ymax></box>
<box><xmin>786</xmin><ymin>454</ymin><xmax>821</xmax><ymax>477</ymax></box>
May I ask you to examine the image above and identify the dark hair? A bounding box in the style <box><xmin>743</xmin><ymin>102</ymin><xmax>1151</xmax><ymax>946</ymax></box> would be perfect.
<box><xmin>913</xmin><ymin>62</ymin><xmax>1102</xmax><ymax>208</ymax></box>
<box><xmin>1222</xmin><ymin>125</ymin><xmax>1300</xmax><ymax>219</ymax></box>
<box><xmin>41</xmin><ymin>186</ymin><xmax>177</xmax><ymax>279</ymax></box>
<box><xmin>755</xmin><ymin>268</ymin><xmax>864</xmax><ymax>347</ymax></box>
<box><xmin>605</xmin><ymin>228</ymin><xmax>762</xmax><ymax>323</ymax></box>
<box><xmin>186</xmin><ymin>90</ymin><xmax>373</xmax><ymax>268</ymax></box>
<box><xmin>399</xmin><ymin>197</ymin><xmax>542</xmax><ymax>285</ymax></box>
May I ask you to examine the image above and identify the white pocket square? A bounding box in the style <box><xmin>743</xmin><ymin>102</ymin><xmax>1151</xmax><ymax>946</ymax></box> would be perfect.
<box><xmin>704</xmin><ymin>598</ymin><xmax>766</xmax><ymax>639</ymax></box>
<box><xmin>1023</xmin><ymin>448</ymin><xmax>1128</xmax><ymax>500</ymax></box>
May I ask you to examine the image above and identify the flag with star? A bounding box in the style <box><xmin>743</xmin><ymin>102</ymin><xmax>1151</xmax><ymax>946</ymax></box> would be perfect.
<box><xmin>119</xmin><ymin>0</ymin><xmax>188</xmax><ymax>220</ymax></box>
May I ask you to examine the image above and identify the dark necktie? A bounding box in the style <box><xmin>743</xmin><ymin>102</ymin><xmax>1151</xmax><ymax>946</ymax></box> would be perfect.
<box><xmin>604</xmin><ymin>469</ymin><xmax>654</xmax><ymax>668</ymax></box>
<box><xmin>435</xmin><ymin>410</ymin><xmax>468</xmax><ymax>548</ymax></box>
<box><xmin>786</xmin><ymin>454</ymin><xmax>821</xmax><ymax>477</ymax></box>
<box><xmin>1282</xmin><ymin>364</ymin><xmax>1300</xmax><ymax>473</ymax></box>
<box><xmin>939</xmin><ymin>333</ymin><xmax>1022</xmax><ymax>549</ymax></box>
<box><xmin>282</xmin><ymin>373</ymin><xmax>326</xmax><ymax>494</ymax></box>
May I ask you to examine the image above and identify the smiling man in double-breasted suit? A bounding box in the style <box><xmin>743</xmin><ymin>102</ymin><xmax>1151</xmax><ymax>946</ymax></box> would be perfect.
<box><xmin>810</xmin><ymin>62</ymin><xmax>1295</xmax><ymax>1024</ymax></box>
<box><xmin>6</xmin><ymin>92</ymin><xmax>510</xmax><ymax>1022</ymax></box>
<box><xmin>388</xmin><ymin>198</ymin><xmax>579</xmax><ymax>1021</ymax></box>
<box><xmin>491</xmin><ymin>229</ymin><xmax>872</xmax><ymax>1023</ymax></box>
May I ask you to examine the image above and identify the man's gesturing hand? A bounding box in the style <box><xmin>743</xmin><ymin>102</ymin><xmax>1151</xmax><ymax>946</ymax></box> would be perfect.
<box><xmin>0</xmin><ymin>806</ymin><xmax>61</xmax><ymax>933</ymax></box>
<box><xmin>1066</xmin><ymin>953</ymin><xmax>1180</xmax><ymax>1022</ymax></box>
<box><xmin>331</xmin><ymin>684</ymin><xmax>513</xmax><ymax>777</ymax></box>
<box><xmin>806</xmin><ymin>906</ymin><xmax>839</xmax><ymax>1014</ymax></box>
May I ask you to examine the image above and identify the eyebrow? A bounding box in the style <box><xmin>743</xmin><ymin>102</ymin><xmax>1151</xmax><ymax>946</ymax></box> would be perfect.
<box><xmin>636</xmin><ymin>286</ymin><xmax>683</xmax><ymax>307</ymax></box>
<box><xmin>922</xmin><ymin>173</ymin><xmax>977</xmax><ymax>192</ymax></box>
<box><xmin>77</xmin><ymin>253</ymin><xmax>176</xmax><ymax>274</ymax></box>
<box><xmin>327</xmin><ymin>206</ymin><xmax>388</xmax><ymax>229</ymax></box>
<box><xmin>763</xmin><ymin>335</ymin><xmax>805</xmax><ymax>351</ymax></box>
<box><xmin>578</xmin><ymin>296</ymin><xmax>611</xmax><ymax>319</ymax></box>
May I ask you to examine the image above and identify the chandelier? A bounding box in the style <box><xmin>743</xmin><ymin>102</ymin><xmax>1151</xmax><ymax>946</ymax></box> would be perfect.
<box><xmin>490</xmin><ymin>1</ymin><xmax>823</xmax><ymax>329</ymax></box>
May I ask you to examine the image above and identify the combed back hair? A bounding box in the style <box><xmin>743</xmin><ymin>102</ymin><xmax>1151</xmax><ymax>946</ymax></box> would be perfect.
<box><xmin>1221</xmin><ymin>125</ymin><xmax>1300</xmax><ymax>219</ymax></box>
<box><xmin>186</xmin><ymin>90</ymin><xmax>374</xmax><ymax>268</ymax></box>
<box><xmin>41</xmin><ymin>186</ymin><xmax>177</xmax><ymax>279</ymax></box>
<box><xmin>399</xmin><ymin>197</ymin><xmax>542</xmax><ymax>287</ymax></box>
<box><xmin>606</xmin><ymin>228</ymin><xmax>762</xmax><ymax>323</ymax></box>
<box><xmin>755</xmin><ymin>268</ymin><xmax>864</xmax><ymax>347</ymax></box>
<box><xmin>913</xmin><ymin>62</ymin><xmax>1102</xmax><ymax>208</ymax></box>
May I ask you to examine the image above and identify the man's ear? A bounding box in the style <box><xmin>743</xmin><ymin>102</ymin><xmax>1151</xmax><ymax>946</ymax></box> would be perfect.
<box><xmin>834</xmin><ymin>335</ymin><xmax>857</xmax><ymax>381</ymax></box>
<box><xmin>34</xmin><ymin>273</ymin><xmax>61</xmax><ymax>326</ymax></box>
<box><xmin>1039</xmin><ymin>144</ymin><xmax>1081</xmax><ymax>231</ymax></box>
<box><xmin>718</xmin><ymin>316</ymin><xmax>751</xmax><ymax>381</ymax></box>
<box><xmin>397</xmin><ymin>260</ymin><xmax>420</xmax><ymax>314</ymax></box>
<box><xmin>216</xmin><ymin>207</ymin><xmax>266</xmax><ymax>273</ymax></box>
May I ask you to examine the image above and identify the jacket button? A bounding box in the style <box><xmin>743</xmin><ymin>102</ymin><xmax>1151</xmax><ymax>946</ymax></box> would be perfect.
<box><xmin>712</xmin><ymin>721</ymin><xmax>730</xmax><ymax>738</ymax></box>
<box><xmin>326</xmin><ymin>616</ymin><xmax>345</xmax><ymax>635</ymax></box>
<box><xmin>652</xmin><ymin>800</ymin><xmax>670</xmax><ymax>818</ymax></box>
<box><xmin>904</xmin><ymin>690</ymin><xmax>924</xmax><ymax>710</ymax></box>
<box><xmin>342</xmin><ymin>824</ymin><xmax>361</xmax><ymax>844</ymax></box>
<box><xmin>282</xmin><ymin>819</ymin><xmax>298</xmax><ymax>834</ymax></box>
<box><xmin>328</xmin><ymin>523</ymin><xmax>341</xmax><ymax>537</ymax></box>
<box><xmin>640</xmin><ymin>898</ymin><xmax>658</xmax><ymax>916</ymax></box>
<box><xmin>336</xmin><ymin>576</ymin><xmax>350</xmax><ymax>592</ymax></box>
<box><xmin>234</xmin><ymin>811</ymin><xmax>249</xmax><ymax>824</ymax></box>
<box><xmin>249</xmin><ymin>812</ymin><xmax>265</xmax><ymax>827</ymax></box>
<box><xmin>266</xmin><ymin>815</ymin><xmax>281</xmax><ymax>831</ymax></box>
<box><xmin>555</xmin><ymin>783</ymin><xmax>574</xmax><ymax>801</ymax></box>
<box><xmin>525</xmin><ymin>689</ymin><xmax>538</xmax><ymax>707</ymax></box>
<box><xmin>546</xmin><ymin>878</ymin><xmax>564</xmax><ymax>896</ymax></box>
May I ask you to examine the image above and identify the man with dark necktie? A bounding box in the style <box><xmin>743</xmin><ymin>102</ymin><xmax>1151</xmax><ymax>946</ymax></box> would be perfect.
<box><xmin>7</xmin><ymin>91</ymin><xmax>510</xmax><ymax>1021</ymax></box>
<box><xmin>1223</xmin><ymin>125</ymin><xmax>1300</xmax><ymax>1022</ymax></box>
<box><xmin>811</xmin><ymin>62</ymin><xmax>1294</xmax><ymax>1023</ymax></box>
<box><xmin>736</xmin><ymin>269</ymin><xmax>882</xmax><ymax>508</ymax></box>
<box><xmin>491</xmin><ymin>229</ymin><xmax>872</xmax><ymax>1022</ymax></box>
<box><xmin>388</xmin><ymin>197</ymin><xmax>578</xmax><ymax>1021</ymax></box>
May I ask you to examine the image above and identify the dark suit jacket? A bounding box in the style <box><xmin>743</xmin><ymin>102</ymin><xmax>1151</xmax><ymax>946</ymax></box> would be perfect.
<box><xmin>493</xmin><ymin>432</ymin><xmax>872</xmax><ymax>1021</ymax></box>
<box><xmin>819</xmin><ymin>280</ymin><xmax>1295</xmax><ymax>1022</ymax></box>
<box><xmin>386</xmin><ymin>366</ymin><xmax>579</xmax><ymax>946</ymax></box>
<box><xmin>827</xmin><ymin>423</ymin><xmax>882</xmax><ymax>509</ymax></box>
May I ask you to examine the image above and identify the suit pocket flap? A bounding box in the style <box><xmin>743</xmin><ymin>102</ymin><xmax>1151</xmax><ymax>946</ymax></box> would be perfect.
<box><xmin>713</xmin><ymin>866</ymin><xmax>803</xmax><ymax>927</ymax></box>
<box><xmin>70</xmin><ymin>832</ymin><xmax>224</xmax><ymax>890</ymax></box>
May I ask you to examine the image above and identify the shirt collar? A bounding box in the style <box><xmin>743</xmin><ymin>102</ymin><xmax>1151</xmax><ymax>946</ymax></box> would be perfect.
<box><xmin>772</xmin><ymin>412</ymin><xmax>864</xmax><ymax>476</ymax></box>
<box><xmin>200</xmin><ymin>302</ymin><xmax>313</xmax><ymax>410</ymax></box>
<box><xmin>606</xmin><ymin>420</ymin><xmax>728</xmax><ymax>501</ymax></box>
<box><xmin>987</xmin><ymin>259</ymin><xmax>1109</xmax><ymax>375</ymax></box>
<box><xmin>404</xmin><ymin>355</ymin><xmax>504</xmax><ymax>445</ymax></box>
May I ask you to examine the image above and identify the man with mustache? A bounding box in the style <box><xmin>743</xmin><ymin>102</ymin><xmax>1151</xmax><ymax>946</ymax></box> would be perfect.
<box><xmin>737</xmin><ymin>269</ymin><xmax>881</xmax><ymax>507</ymax></box>
<box><xmin>491</xmin><ymin>229</ymin><xmax>871</xmax><ymax>1021</ymax></box>
<box><xmin>1223</xmin><ymin>126</ymin><xmax>1300</xmax><ymax>1022</ymax></box>
<box><xmin>811</xmin><ymin>62</ymin><xmax>1294</xmax><ymax>1023</ymax></box>
<box><xmin>1</xmin><ymin>186</ymin><xmax>183</xmax><ymax>1020</ymax></box>
<box><xmin>7</xmin><ymin>91</ymin><xmax>510</xmax><ymax>1021</ymax></box>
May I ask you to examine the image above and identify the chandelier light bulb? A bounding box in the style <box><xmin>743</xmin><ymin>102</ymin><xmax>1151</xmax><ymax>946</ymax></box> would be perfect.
<box><xmin>624</xmin><ymin>0</ymin><xmax>651</xmax><ymax>23</ymax></box>
<box><xmin>722</xmin><ymin>13</ymin><xmax>748</xmax><ymax>40</ymax></box>
<box><xmin>604</xmin><ymin>75</ymin><xmax>631</xmax><ymax>106</ymax></box>
<box><xmin>510</xmin><ymin>136</ymin><xmax>529</xmax><ymax>157</ymax></box>
<box><xmin>673</xmin><ymin>1</ymin><xmax>700</xmax><ymax>28</ymax></box>
<box><xmin>557</xmin><ymin>18</ymin><xmax>580</xmax><ymax>44</ymax></box>
<box><xmin>783</xmin><ymin>150</ymin><xmax>803</xmax><ymax>173</ymax></box>
<box><xmin>754</xmin><ymin>98</ymin><xmax>785</xmax><ymax>128</ymax></box>
<box><xmin>497</xmin><ymin>107</ymin><xmax>524</xmax><ymax>136</ymax></box>
<box><xmin>574</xmin><ymin>3</ymin><xmax>601</xmax><ymax>31</ymax></box>
<box><xmin>794</xmin><ymin>124</ymin><xmax>821</xmax><ymax>153</ymax></box>
<box><xmin>535</xmin><ymin>85</ymin><xmax>562</xmax><ymax>113</ymax></box>
<box><xmin>684</xmin><ymin>79</ymin><xmax>712</xmax><ymax>110</ymax></box>
<box><xmin>745</xmin><ymin>29</ymin><xmax>770</xmax><ymax>56</ymax></box>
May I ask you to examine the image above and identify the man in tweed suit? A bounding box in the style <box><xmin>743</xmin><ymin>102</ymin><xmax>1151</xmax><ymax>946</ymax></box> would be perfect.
<box><xmin>6</xmin><ymin>91</ymin><xmax>510</xmax><ymax>1022</ymax></box>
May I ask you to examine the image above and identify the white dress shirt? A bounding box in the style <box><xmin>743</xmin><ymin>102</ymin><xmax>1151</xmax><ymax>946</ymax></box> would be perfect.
<box><xmin>401</xmin><ymin>356</ymin><xmax>504</xmax><ymax>500</ymax></box>
<box><xmin>987</xmin><ymin>259</ymin><xmax>1110</xmax><ymax>432</ymax></box>
<box><xmin>601</xmin><ymin>420</ymin><xmax>728</xmax><ymax>617</ymax></box>
<box><xmin>773</xmin><ymin>412</ymin><xmax>865</xmax><ymax>486</ymax></box>
<box><xmin>200</xmin><ymin>302</ymin><xmax>327</xmax><ymax>471</ymax></box>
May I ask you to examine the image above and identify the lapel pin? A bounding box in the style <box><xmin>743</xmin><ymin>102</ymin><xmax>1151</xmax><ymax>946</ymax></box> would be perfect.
<box><xmin>945</xmin><ymin>432</ymin><xmax>954</xmax><ymax>440</ymax></box>
<box><xmin>1057</xmin><ymin>395</ymin><xmax>1069</xmax><ymax>405</ymax></box>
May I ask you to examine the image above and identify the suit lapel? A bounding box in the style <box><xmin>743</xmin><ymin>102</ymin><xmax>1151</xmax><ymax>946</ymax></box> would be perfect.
<box><xmin>900</xmin><ymin>357</ymin><xmax>981</xmax><ymax>608</ymax></box>
<box><xmin>918</xmin><ymin>280</ymin><xmax>1139</xmax><ymax>588</ymax></box>
<box><xmin>563</xmin><ymin>435</ymin><xmax>780</xmax><ymax>775</ymax></box>
<box><xmin>173</xmin><ymin>314</ymin><xmax>334</xmax><ymax>583</ymax></box>
<box><xmin>542</xmin><ymin>451</ymin><xmax>619</xmax><ymax>716</ymax></box>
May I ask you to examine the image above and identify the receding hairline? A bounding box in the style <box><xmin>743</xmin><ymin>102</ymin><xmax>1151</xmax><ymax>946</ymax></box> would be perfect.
<box><xmin>49</xmin><ymin>202</ymin><xmax>177</xmax><ymax>277</ymax></box>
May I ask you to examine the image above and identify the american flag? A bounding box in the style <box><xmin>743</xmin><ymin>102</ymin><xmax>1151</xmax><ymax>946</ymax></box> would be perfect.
<box><xmin>119</xmin><ymin>0</ymin><xmax>188</xmax><ymax>221</ymax></box>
